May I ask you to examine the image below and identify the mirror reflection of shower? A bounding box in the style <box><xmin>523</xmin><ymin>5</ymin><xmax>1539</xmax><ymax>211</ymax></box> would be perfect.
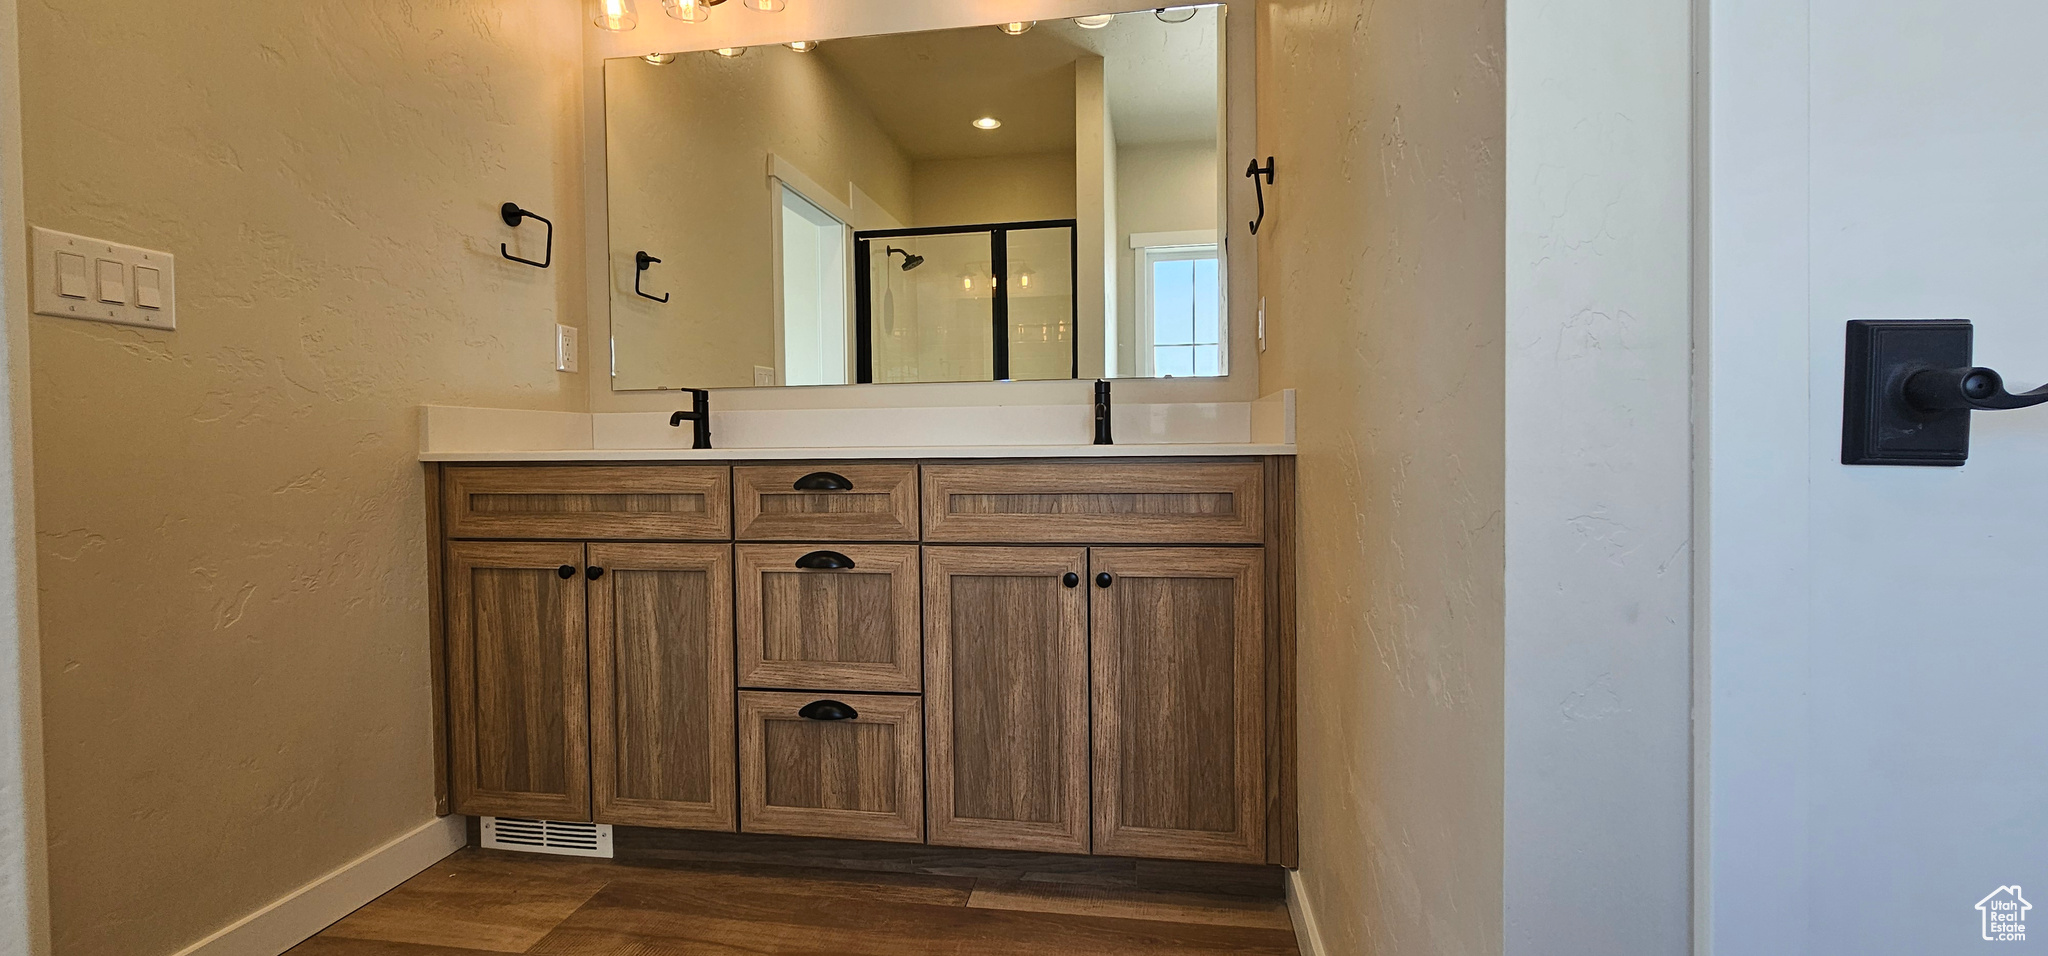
<box><xmin>886</xmin><ymin>246</ymin><xmax>926</xmax><ymax>271</ymax></box>
<box><xmin>857</xmin><ymin>220</ymin><xmax>1077</xmax><ymax>385</ymax></box>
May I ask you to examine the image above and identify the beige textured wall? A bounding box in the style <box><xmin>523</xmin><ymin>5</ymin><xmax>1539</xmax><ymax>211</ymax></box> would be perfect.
<box><xmin>18</xmin><ymin>3</ymin><xmax>588</xmax><ymax>954</ymax></box>
<box><xmin>1256</xmin><ymin>0</ymin><xmax>1506</xmax><ymax>951</ymax></box>
<box><xmin>909</xmin><ymin>153</ymin><xmax>1076</xmax><ymax>228</ymax></box>
<box><xmin>605</xmin><ymin>49</ymin><xmax>913</xmax><ymax>390</ymax></box>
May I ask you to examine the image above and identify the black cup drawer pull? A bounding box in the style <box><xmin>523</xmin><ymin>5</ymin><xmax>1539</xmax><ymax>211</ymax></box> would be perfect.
<box><xmin>792</xmin><ymin>471</ymin><xmax>854</xmax><ymax>491</ymax></box>
<box><xmin>798</xmin><ymin>699</ymin><xmax>858</xmax><ymax>721</ymax></box>
<box><xmin>556</xmin><ymin>564</ymin><xmax>576</xmax><ymax>579</ymax></box>
<box><xmin>795</xmin><ymin>550</ymin><xmax>856</xmax><ymax>570</ymax></box>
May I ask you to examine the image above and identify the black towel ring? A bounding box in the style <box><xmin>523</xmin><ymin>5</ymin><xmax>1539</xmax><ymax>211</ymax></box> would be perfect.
<box><xmin>499</xmin><ymin>203</ymin><xmax>552</xmax><ymax>268</ymax></box>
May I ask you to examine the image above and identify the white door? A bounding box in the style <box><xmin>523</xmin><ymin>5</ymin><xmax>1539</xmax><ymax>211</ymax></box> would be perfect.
<box><xmin>1707</xmin><ymin>1</ymin><xmax>2048</xmax><ymax>952</ymax></box>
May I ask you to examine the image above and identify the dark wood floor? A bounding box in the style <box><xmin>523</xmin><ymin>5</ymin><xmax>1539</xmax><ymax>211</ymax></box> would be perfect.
<box><xmin>289</xmin><ymin>848</ymin><xmax>1302</xmax><ymax>955</ymax></box>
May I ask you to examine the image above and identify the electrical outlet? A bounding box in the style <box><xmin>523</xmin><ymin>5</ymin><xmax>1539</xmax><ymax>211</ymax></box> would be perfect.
<box><xmin>555</xmin><ymin>324</ymin><xmax>580</xmax><ymax>373</ymax></box>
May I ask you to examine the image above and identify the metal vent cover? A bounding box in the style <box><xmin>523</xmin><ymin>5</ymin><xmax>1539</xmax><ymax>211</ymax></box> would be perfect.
<box><xmin>479</xmin><ymin>817</ymin><xmax>614</xmax><ymax>858</ymax></box>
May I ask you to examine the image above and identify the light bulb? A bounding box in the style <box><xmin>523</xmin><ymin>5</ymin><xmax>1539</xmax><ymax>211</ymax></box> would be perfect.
<box><xmin>785</xmin><ymin>39</ymin><xmax>820</xmax><ymax>52</ymax></box>
<box><xmin>1073</xmin><ymin>14</ymin><xmax>1115</xmax><ymax>28</ymax></box>
<box><xmin>662</xmin><ymin>0</ymin><xmax>710</xmax><ymax>22</ymax></box>
<box><xmin>962</xmin><ymin>276</ymin><xmax>974</xmax><ymax>291</ymax></box>
<box><xmin>644</xmin><ymin>52</ymin><xmax>677</xmax><ymax>64</ymax></box>
<box><xmin>998</xmin><ymin>20</ymin><xmax>1035</xmax><ymax>35</ymax></box>
<box><xmin>713</xmin><ymin>46</ymin><xmax>747</xmax><ymax>57</ymax></box>
<box><xmin>591</xmin><ymin>0</ymin><xmax>639</xmax><ymax>31</ymax></box>
<box><xmin>743</xmin><ymin>0</ymin><xmax>787</xmax><ymax>10</ymax></box>
<box><xmin>972</xmin><ymin>116</ymin><xmax>1002</xmax><ymax>130</ymax></box>
<box><xmin>1019</xmin><ymin>273</ymin><xmax>1032</xmax><ymax>288</ymax></box>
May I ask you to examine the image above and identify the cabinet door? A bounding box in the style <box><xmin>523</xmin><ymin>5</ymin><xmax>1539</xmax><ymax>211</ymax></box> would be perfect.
<box><xmin>446</xmin><ymin>541</ymin><xmax>591</xmax><ymax>821</ymax></box>
<box><xmin>738</xmin><ymin>691</ymin><xmax>923</xmax><ymax>843</ymax></box>
<box><xmin>736</xmin><ymin>544</ymin><xmax>921</xmax><ymax>692</ymax></box>
<box><xmin>924</xmin><ymin>547</ymin><xmax>1090</xmax><ymax>853</ymax></box>
<box><xmin>1091</xmin><ymin>547</ymin><xmax>1266</xmax><ymax>862</ymax></box>
<box><xmin>588</xmin><ymin>544</ymin><xmax>736</xmax><ymax>830</ymax></box>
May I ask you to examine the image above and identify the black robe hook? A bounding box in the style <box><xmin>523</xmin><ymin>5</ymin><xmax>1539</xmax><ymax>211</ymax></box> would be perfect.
<box><xmin>1246</xmin><ymin>157</ymin><xmax>1276</xmax><ymax>235</ymax></box>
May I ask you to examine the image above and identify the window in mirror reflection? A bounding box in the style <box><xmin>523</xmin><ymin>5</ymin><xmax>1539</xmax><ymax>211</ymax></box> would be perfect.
<box><xmin>1139</xmin><ymin>244</ymin><xmax>1221</xmax><ymax>377</ymax></box>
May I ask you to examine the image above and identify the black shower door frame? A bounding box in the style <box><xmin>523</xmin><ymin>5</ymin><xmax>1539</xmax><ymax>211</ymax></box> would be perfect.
<box><xmin>852</xmin><ymin>218</ymin><xmax>1080</xmax><ymax>384</ymax></box>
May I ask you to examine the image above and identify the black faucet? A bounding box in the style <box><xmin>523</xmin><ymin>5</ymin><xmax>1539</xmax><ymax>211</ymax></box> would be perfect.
<box><xmin>1094</xmin><ymin>379</ymin><xmax>1113</xmax><ymax>445</ymax></box>
<box><xmin>669</xmin><ymin>388</ymin><xmax>711</xmax><ymax>449</ymax></box>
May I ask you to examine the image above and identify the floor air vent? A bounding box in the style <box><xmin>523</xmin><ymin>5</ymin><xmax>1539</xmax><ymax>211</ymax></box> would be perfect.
<box><xmin>480</xmin><ymin>817</ymin><xmax>615</xmax><ymax>858</ymax></box>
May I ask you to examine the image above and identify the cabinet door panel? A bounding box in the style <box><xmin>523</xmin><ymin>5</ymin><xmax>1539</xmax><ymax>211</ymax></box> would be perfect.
<box><xmin>589</xmin><ymin>544</ymin><xmax>736</xmax><ymax>830</ymax></box>
<box><xmin>447</xmin><ymin>541</ymin><xmax>590</xmax><ymax>820</ymax></box>
<box><xmin>924</xmin><ymin>547</ymin><xmax>1090</xmax><ymax>853</ymax></box>
<box><xmin>737</xmin><ymin>544</ymin><xmax>921</xmax><ymax>692</ymax></box>
<box><xmin>1091</xmin><ymin>547</ymin><xmax>1265</xmax><ymax>862</ymax></box>
<box><xmin>738</xmin><ymin>691</ymin><xmax>923</xmax><ymax>843</ymax></box>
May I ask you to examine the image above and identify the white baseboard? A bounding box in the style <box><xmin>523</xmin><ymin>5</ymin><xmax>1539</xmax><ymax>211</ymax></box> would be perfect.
<box><xmin>171</xmin><ymin>815</ymin><xmax>466</xmax><ymax>956</ymax></box>
<box><xmin>1286</xmin><ymin>868</ymin><xmax>1329</xmax><ymax>956</ymax></box>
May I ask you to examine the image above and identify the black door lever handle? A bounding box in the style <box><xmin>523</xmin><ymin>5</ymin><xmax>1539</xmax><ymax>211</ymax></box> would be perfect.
<box><xmin>1903</xmin><ymin>365</ymin><xmax>2048</xmax><ymax>412</ymax></box>
<box><xmin>1842</xmin><ymin>319</ymin><xmax>2048</xmax><ymax>466</ymax></box>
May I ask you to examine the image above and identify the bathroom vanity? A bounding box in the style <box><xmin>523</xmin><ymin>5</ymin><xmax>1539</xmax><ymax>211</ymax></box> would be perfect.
<box><xmin>424</xmin><ymin>450</ymin><xmax>1295</xmax><ymax>867</ymax></box>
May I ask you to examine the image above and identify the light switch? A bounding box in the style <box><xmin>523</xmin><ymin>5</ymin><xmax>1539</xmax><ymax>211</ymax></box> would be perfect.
<box><xmin>134</xmin><ymin>267</ymin><xmax>163</xmax><ymax>310</ymax></box>
<box><xmin>96</xmin><ymin>260</ymin><xmax>126</xmax><ymax>304</ymax></box>
<box><xmin>56</xmin><ymin>252</ymin><xmax>88</xmax><ymax>299</ymax></box>
<box><xmin>32</xmin><ymin>226</ymin><xmax>175</xmax><ymax>330</ymax></box>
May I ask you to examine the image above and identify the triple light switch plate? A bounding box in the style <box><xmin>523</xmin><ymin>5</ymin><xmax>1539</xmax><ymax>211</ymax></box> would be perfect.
<box><xmin>31</xmin><ymin>226</ymin><xmax>176</xmax><ymax>331</ymax></box>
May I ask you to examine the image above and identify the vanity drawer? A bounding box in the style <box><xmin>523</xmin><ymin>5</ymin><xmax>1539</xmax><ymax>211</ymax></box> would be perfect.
<box><xmin>921</xmin><ymin>460</ymin><xmax>1266</xmax><ymax>544</ymax></box>
<box><xmin>443</xmin><ymin>465</ymin><xmax>731</xmax><ymax>540</ymax></box>
<box><xmin>733</xmin><ymin>463</ymin><xmax>919</xmax><ymax>541</ymax></box>
<box><xmin>738</xmin><ymin>691</ymin><xmax>924</xmax><ymax>843</ymax></box>
<box><xmin>736</xmin><ymin>544</ymin><xmax>921</xmax><ymax>692</ymax></box>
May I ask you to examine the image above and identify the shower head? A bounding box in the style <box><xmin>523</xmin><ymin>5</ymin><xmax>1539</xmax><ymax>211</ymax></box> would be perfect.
<box><xmin>886</xmin><ymin>246</ymin><xmax>925</xmax><ymax>271</ymax></box>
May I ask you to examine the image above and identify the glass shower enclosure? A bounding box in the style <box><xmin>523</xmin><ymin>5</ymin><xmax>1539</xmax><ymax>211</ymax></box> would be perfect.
<box><xmin>853</xmin><ymin>220</ymin><xmax>1078</xmax><ymax>384</ymax></box>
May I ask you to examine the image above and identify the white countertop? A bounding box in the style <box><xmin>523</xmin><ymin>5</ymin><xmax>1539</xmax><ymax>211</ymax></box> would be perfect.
<box><xmin>422</xmin><ymin>442</ymin><xmax>1295</xmax><ymax>462</ymax></box>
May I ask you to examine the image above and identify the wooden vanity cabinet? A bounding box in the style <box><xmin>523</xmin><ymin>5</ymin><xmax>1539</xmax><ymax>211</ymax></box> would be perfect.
<box><xmin>1090</xmin><ymin>547</ymin><xmax>1267</xmax><ymax>863</ymax></box>
<box><xmin>923</xmin><ymin>547</ymin><xmax>1091</xmax><ymax>853</ymax></box>
<box><xmin>432</xmin><ymin>456</ymin><xmax>1295</xmax><ymax>866</ymax></box>
<box><xmin>587</xmin><ymin>544</ymin><xmax>736</xmax><ymax>830</ymax></box>
<box><xmin>444</xmin><ymin>541</ymin><xmax>592</xmax><ymax>821</ymax></box>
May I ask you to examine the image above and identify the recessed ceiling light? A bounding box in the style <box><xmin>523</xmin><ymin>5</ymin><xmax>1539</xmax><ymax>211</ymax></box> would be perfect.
<box><xmin>972</xmin><ymin>117</ymin><xmax>1002</xmax><ymax>130</ymax></box>
<box><xmin>997</xmin><ymin>20</ymin><xmax>1035</xmax><ymax>35</ymax></box>
<box><xmin>713</xmin><ymin>46</ymin><xmax>747</xmax><ymax>57</ymax></box>
<box><xmin>785</xmin><ymin>39</ymin><xmax>820</xmax><ymax>52</ymax></box>
<box><xmin>644</xmin><ymin>52</ymin><xmax>677</xmax><ymax>64</ymax></box>
<box><xmin>1073</xmin><ymin>14</ymin><xmax>1115</xmax><ymax>28</ymax></box>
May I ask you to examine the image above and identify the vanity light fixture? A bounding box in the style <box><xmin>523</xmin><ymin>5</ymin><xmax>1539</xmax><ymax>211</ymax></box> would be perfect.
<box><xmin>662</xmin><ymin>0</ymin><xmax>715</xmax><ymax>22</ymax></box>
<box><xmin>739</xmin><ymin>0</ymin><xmax>787</xmax><ymax>10</ymax></box>
<box><xmin>997</xmin><ymin>20</ymin><xmax>1035</xmax><ymax>35</ymax></box>
<box><xmin>643</xmin><ymin>52</ymin><xmax>678</xmax><ymax>64</ymax></box>
<box><xmin>591</xmin><ymin>0</ymin><xmax>639</xmax><ymax>31</ymax></box>
<box><xmin>1073</xmin><ymin>14</ymin><xmax>1116</xmax><ymax>28</ymax></box>
<box><xmin>972</xmin><ymin>116</ymin><xmax>1002</xmax><ymax>130</ymax></box>
<box><xmin>1155</xmin><ymin>6</ymin><xmax>1198</xmax><ymax>22</ymax></box>
<box><xmin>785</xmin><ymin>39</ymin><xmax>821</xmax><ymax>52</ymax></box>
<box><xmin>713</xmin><ymin>46</ymin><xmax>748</xmax><ymax>57</ymax></box>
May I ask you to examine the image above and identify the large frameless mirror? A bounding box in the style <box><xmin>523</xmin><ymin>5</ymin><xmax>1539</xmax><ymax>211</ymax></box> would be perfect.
<box><xmin>603</xmin><ymin>6</ymin><xmax>1228</xmax><ymax>390</ymax></box>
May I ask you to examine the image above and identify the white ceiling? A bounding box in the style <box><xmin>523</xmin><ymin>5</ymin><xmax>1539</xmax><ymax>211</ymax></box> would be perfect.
<box><xmin>811</xmin><ymin>6</ymin><xmax>1221</xmax><ymax>161</ymax></box>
